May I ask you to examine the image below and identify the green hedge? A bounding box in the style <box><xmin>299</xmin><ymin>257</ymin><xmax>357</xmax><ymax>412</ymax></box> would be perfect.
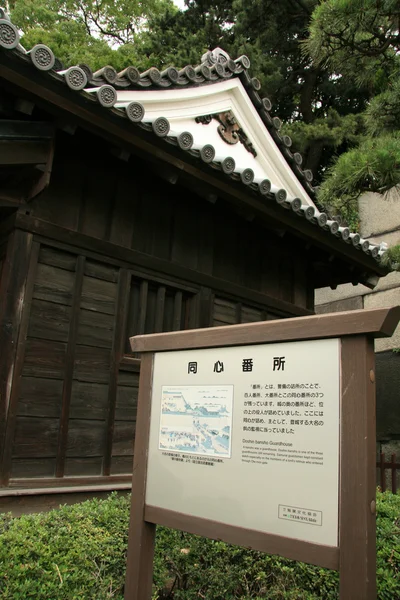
<box><xmin>0</xmin><ymin>491</ymin><xmax>399</xmax><ymax>599</ymax></box>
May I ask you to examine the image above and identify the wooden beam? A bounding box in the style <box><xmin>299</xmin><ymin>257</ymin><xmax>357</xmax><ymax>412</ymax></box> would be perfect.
<box><xmin>0</xmin><ymin>120</ymin><xmax>54</xmax><ymax>139</ymax></box>
<box><xmin>14</xmin><ymin>213</ymin><xmax>312</xmax><ymax>318</ymax></box>
<box><xmin>7</xmin><ymin>475</ymin><xmax>132</xmax><ymax>489</ymax></box>
<box><xmin>145</xmin><ymin>505</ymin><xmax>339</xmax><ymax>570</ymax></box>
<box><xmin>0</xmin><ymin>140</ymin><xmax>51</xmax><ymax>164</ymax></box>
<box><xmin>130</xmin><ymin>306</ymin><xmax>400</xmax><ymax>353</ymax></box>
<box><xmin>27</xmin><ymin>137</ymin><xmax>55</xmax><ymax>200</ymax></box>
<box><xmin>0</xmin><ymin>482</ymin><xmax>131</xmax><ymax>497</ymax></box>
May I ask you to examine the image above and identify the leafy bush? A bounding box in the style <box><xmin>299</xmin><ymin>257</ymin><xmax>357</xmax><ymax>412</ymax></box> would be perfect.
<box><xmin>0</xmin><ymin>491</ymin><xmax>399</xmax><ymax>599</ymax></box>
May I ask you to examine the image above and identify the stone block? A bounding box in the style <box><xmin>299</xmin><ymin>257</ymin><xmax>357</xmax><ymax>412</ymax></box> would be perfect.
<box><xmin>358</xmin><ymin>191</ymin><xmax>400</xmax><ymax>237</ymax></box>
<box><xmin>364</xmin><ymin>287</ymin><xmax>400</xmax><ymax>351</ymax></box>
<box><xmin>316</xmin><ymin>295</ymin><xmax>363</xmax><ymax>314</ymax></box>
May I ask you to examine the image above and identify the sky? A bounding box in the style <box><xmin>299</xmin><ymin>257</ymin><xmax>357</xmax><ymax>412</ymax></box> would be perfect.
<box><xmin>173</xmin><ymin>0</ymin><xmax>186</xmax><ymax>8</ymax></box>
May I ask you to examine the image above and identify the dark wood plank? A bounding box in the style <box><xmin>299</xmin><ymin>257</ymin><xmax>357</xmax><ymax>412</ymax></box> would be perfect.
<box><xmin>118</xmin><ymin>367</ymin><xmax>141</xmax><ymax>386</ymax></box>
<box><xmin>84</xmin><ymin>259</ymin><xmax>119</xmax><ymax>283</ymax></box>
<box><xmin>172</xmin><ymin>290</ymin><xmax>183</xmax><ymax>331</ymax></box>
<box><xmin>66</xmin><ymin>419</ymin><xmax>106</xmax><ymax>457</ymax></box>
<box><xmin>27</xmin><ymin>298</ymin><xmax>71</xmax><ymax>342</ymax></box>
<box><xmin>76</xmin><ymin>308</ymin><xmax>114</xmax><ymax>348</ymax></box>
<box><xmin>212</xmin><ymin>214</ymin><xmax>240</xmax><ymax>284</ymax></box>
<box><xmin>104</xmin><ymin>269</ymin><xmax>131</xmax><ymax>475</ymax></box>
<box><xmin>170</xmin><ymin>198</ymin><xmax>198</xmax><ymax>269</ymax></box>
<box><xmin>15</xmin><ymin>214</ymin><xmax>313</xmax><ymax>318</ymax></box>
<box><xmin>70</xmin><ymin>381</ymin><xmax>109</xmax><ymax>420</ymax></box>
<box><xmin>125</xmin><ymin>354</ymin><xmax>156</xmax><ymax>600</ymax></box>
<box><xmin>241</xmin><ymin>304</ymin><xmax>264</xmax><ymax>324</ymax></box>
<box><xmin>72</xmin><ymin>345</ymin><xmax>112</xmax><ymax>383</ymax></box>
<box><xmin>144</xmin><ymin>285</ymin><xmax>157</xmax><ymax>334</ymax></box>
<box><xmin>33</xmin><ymin>262</ymin><xmax>75</xmax><ymax>306</ymax></box>
<box><xmin>293</xmin><ymin>255</ymin><xmax>308</xmax><ymax>309</ymax></box>
<box><xmin>259</xmin><ymin>249</ymin><xmax>280</xmax><ymax>298</ymax></box>
<box><xmin>115</xmin><ymin>384</ymin><xmax>138</xmax><ymax>421</ymax></box>
<box><xmin>242</xmin><ymin>224</ymin><xmax>262</xmax><ymax>292</ymax></box>
<box><xmin>129</xmin><ymin>186</ymin><xmax>150</xmax><ymax>255</ymax></box>
<box><xmin>12</xmin><ymin>416</ymin><xmax>59</xmax><ymax>458</ymax></box>
<box><xmin>108</xmin><ymin>173</ymin><xmax>136</xmax><ymax>248</ymax></box>
<box><xmin>197</xmin><ymin>287</ymin><xmax>214</xmax><ymax>328</ymax></box>
<box><xmin>154</xmin><ymin>286</ymin><xmax>166</xmax><ymax>332</ymax></box>
<box><xmin>56</xmin><ymin>255</ymin><xmax>85</xmax><ymax>477</ymax></box>
<box><xmin>22</xmin><ymin>339</ymin><xmax>67</xmax><ymax>379</ymax></box>
<box><xmin>186</xmin><ymin>293</ymin><xmax>199</xmax><ymax>329</ymax></box>
<box><xmin>0</xmin><ymin>139</ymin><xmax>51</xmax><ymax>164</ymax></box>
<box><xmin>279</xmin><ymin>256</ymin><xmax>294</xmax><ymax>303</ymax></box>
<box><xmin>151</xmin><ymin>191</ymin><xmax>174</xmax><ymax>260</ymax></box>
<box><xmin>213</xmin><ymin>296</ymin><xmax>237</xmax><ymax>326</ymax></box>
<box><xmin>64</xmin><ymin>457</ymin><xmax>103</xmax><ymax>477</ymax></box>
<box><xmin>38</xmin><ymin>245</ymin><xmax>77</xmax><ymax>272</ymax></box>
<box><xmin>131</xmin><ymin>307</ymin><xmax>400</xmax><ymax>353</ymax></box>
<box><xmin>17</xmin><ymin>377</ymin><xmax>63</xmax><ymax>418</ymax></box>
<box><xmin>111</xmin><ymin>421</ymin><xmax>136</xmax><ymax>456</ymax></box>
<box><xmin>145</xmin><ymin>506</ymin><xmax>339</xmax><ymax>570</ymax></box>
<box><xmin>1</xmin><ymin>239</ymin><xmax>39</xmax><ymax>485</ymax></box>
<box><xmin>30</xmin><ymin>144</ymin><xmax>85</xmax><ymax>231</ymax></box>
<box><xmin>78</xmin><ymin>155</ymin><xmax>116</xmax><ymax>240</ymax></box>
<box><xmin>339</xmin><ymin>336</ymin><xmax>376</xmax><ymax>599</ymax></box>
<box><xmin>111</xmin><ymin>455</ymin><xmax>134</xmax><ymax>475</ymax></box>
<box><xmin>11</xmin><ymin>457</ymin><xmax>56</xmax><ymax>479</ymax></box>
<box><xmin>196</xmin><ymin>205</ymin><xmax>214</xmax><ymax>274</ymax></box>
<box><xmin>137</xmin><ymin>280</ymin><xmax>148</xmax><ymax>334</ymax></box>
<box><xmin>80</xmin><ymin>274</ymin><xmax>117</xmax><ymax>315</ymax></box>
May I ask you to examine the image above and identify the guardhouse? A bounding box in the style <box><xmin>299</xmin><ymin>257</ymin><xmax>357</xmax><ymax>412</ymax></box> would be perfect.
<box><xmin>0</xmin><ymin>11</ymin><xmax>388</xmax><ymax>509</ymax></box>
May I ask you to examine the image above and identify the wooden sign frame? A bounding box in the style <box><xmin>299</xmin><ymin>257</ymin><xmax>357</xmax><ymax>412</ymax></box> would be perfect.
<box><xmin>124</xmin><ymin>307</ymin><xmax>400</xmax><ymax>600</ymax></box>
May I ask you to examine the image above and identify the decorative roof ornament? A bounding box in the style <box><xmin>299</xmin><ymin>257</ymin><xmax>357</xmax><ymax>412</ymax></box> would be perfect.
<box><xmin>196</xmin><ymin>110</ymin><xmax>257</xmax><ymax>158</ymax></box>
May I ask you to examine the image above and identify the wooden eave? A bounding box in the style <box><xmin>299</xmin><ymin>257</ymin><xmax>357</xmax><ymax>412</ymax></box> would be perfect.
<box><xmin>0</xmin><ymin>116</ymin><xmax>55</xmax><ymax>206</ymax></box>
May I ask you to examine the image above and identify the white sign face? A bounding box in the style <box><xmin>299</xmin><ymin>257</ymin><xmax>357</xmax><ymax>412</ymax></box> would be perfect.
<box><xmin>146</xmin><ymin>339</ymin><xmax>340</xmax><ymax>547</ymax></box>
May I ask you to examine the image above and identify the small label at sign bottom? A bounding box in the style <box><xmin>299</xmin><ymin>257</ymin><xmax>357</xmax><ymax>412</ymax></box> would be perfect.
<box><xmin>278</xmin><ymin>505</ymin><xmax>322</xmax><ymax>526</ymax></box>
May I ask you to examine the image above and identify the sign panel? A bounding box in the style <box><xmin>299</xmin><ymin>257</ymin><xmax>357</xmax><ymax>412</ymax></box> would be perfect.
<box><xmin>146</xmin><ymin>339</ymin><xmax>340</xmax><ymax>546</ymax></box>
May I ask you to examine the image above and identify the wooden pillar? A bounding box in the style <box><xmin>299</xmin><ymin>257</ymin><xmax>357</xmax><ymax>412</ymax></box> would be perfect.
<box><xmin>0</xmin><ymin>231</ymin><xmax>38</xmax><ymax>486</ymax></box>
<box><xmin>339</xmin><ymin>335</ymin><xmax>376</xmax><ymax>600</ymax></box>
<box><xmin>124</xmin><ymin>353</ymin><xmax>156</xmax><ymax>599</ymax></box>
<box><xmin>103</xmin><ymin>268</ymin><xmax>130</xmax><ymax>476</ymax></box>
<box><xmin>55</xmin><ymin>255</ymin><xmax>85</xmax><ymax>478</ymax></box>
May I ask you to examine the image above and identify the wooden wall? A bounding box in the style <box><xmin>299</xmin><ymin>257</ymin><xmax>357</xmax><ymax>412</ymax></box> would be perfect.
<box><xmin>0</xmin><ymin>127</ymin><xmax>314</xmax><ymax>492</ymax></box>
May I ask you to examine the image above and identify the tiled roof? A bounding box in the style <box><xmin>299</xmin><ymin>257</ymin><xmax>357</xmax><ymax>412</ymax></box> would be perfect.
<box><xmin>0</xmin><ymin>11</ymin><xmax>388</xmax><ymax>268</ymax></box>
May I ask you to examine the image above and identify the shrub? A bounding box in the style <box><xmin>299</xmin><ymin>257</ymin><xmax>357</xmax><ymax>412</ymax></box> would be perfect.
<box><xmin>0</xmin><ymin>491</ymin><xmax>399</xmax><ymax>599</ymax></box>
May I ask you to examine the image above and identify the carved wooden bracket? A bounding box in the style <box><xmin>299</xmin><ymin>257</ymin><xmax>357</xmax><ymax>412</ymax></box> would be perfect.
<box><xmin>195</xmin><ymin>111</ymin><xmax>257</xmax><ymax>158</ymax></box>
<box><xmin>0</xmin><ymin>121</ymin><xmax>55</xmax><ymax>206</ymax></box>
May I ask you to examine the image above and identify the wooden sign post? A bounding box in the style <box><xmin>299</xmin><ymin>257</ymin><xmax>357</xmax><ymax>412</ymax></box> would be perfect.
<box><xmin>124</xmin><ymin>307</ymin><xmax>400</xmax><ymax>600</ymax></box>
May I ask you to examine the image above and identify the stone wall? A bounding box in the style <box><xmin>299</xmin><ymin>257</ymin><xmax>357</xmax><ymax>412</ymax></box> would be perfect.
<box><xmin>315</xmin><ymin>191</ymin><xmax>400</xmax><ymax>352</ymax></box>
<box><xmin>315</xmin><ymin>191</ymin><xmax>400</xmax><ymax>448</ymax></box>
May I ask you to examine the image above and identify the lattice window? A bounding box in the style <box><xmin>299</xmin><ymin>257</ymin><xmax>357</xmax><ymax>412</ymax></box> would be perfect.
<box><xmin>124</xmin><ymin>276</ymin><xmax>197</xmax><ymax>354</ymax></box>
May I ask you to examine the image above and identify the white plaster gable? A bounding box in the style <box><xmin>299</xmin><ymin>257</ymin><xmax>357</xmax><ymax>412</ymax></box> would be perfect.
<box><xmin>115</xmin><ymin>79</ymin><xmax>315</xmax><ymax>207</ymax></box>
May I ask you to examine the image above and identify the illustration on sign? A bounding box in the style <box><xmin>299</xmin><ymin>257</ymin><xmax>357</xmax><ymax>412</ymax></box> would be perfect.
<box><xmin>159</xmin><ymin>385</ymin><xmax>233</xmax><ymax>458</ymax></box>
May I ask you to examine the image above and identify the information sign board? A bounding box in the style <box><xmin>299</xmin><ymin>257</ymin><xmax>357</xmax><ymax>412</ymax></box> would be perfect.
<box><xmin>147</xmin><ymin>339</ymin><xmax>340</xmax><ymax>546</ymax></box>
<box><xmin>124</xmin><ymin>307</ymin><xmax>400</xmax><ymax>600</ymax></box>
